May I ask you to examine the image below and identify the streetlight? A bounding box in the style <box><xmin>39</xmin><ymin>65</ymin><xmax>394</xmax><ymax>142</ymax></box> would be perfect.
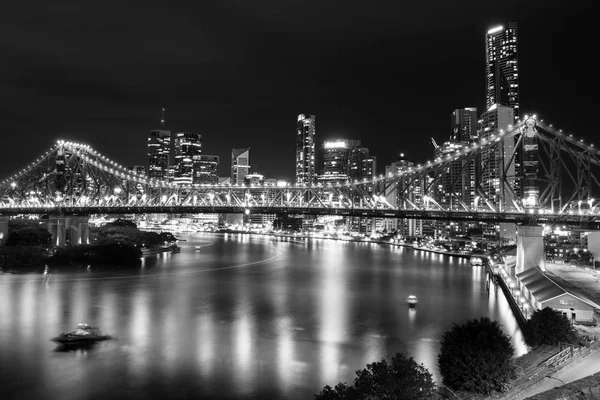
<box><xmin>523</xmin><ymin>303</ymin><xmax>529</xmax><ymax>319</ymax></box>
<box><xmin>509</xmin><ymin>281</ymin><xmax>515</xmax><ymax>295</ymax></box>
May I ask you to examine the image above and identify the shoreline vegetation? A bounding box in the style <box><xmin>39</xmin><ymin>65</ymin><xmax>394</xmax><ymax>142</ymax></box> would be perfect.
<box><xmin>0</xmin><ymin>218</ymin><xmax>176</xmax><ymax>270</ymax></box>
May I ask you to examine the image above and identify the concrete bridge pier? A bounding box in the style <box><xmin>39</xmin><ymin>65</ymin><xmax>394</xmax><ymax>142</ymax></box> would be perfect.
<box><xmin>48</xmin><ymin>216</ymin><xmax>90</xmax><ymax>246</ymax></box>
<box><xmin>516</xmin><ymin>224</ymin><xmax>545</xmax><ymax>275</ymax></box>
<box><xmin>0</xmin><ymin>216</ymin><xmax>8</xmax><ymax>245</ymax></box>
<box><xmin>587</xmin><ymin>231</ymin><xmax>600</xmax><ymax>268</ymax></box>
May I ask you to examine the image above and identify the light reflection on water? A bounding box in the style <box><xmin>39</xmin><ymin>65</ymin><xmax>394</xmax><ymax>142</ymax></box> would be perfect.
<box><xmin>0</xmin><ymin>233</ymin><xmax>527</xmax><ymax>399</ymax></box>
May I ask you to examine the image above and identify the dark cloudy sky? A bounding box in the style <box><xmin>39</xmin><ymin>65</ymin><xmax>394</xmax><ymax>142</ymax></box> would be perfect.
<box><xmin>1</xmin><ymin>0</ymin><xmax>598</xmax><ymax>181</ymax></box>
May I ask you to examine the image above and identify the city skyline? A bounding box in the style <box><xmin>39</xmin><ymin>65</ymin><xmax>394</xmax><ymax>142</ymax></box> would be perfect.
<box><xmin>1</xmin><ymin>2</ymin><xmax>597</xmax><ymax>182</ymax></box>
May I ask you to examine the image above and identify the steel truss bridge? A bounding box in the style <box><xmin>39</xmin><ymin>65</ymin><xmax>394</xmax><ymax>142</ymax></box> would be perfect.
<box><xmin>1</xmin><ymin>115</ymin><xmax>600</xmax><ymax>227</ymax></box>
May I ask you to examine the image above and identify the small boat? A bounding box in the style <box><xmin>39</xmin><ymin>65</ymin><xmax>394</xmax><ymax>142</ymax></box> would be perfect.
<box><xmin>470</xmin><ymin>256</ymin><xmax>483</xmax><ymax>266</ymax></box>
<box><xmin>407</xmin><ymin>295</ymin><xmax>418</xmax><ymax>307</ymax></box>
<box><xmin>51</xmin><ymin>323</ymin><xmax>112</xmax><ymax>345</ymax></box>
<box><xmin>194</xmin><ymin>246</ymin><xmax>202</xmax><ymax>251</ymax></box>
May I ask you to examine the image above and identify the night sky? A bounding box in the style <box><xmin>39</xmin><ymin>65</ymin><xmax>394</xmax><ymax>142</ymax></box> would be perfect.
<box><xmin>1</xmin><ymin>1</ymin><xmax>598</xmax><ymax>181</ymax></box>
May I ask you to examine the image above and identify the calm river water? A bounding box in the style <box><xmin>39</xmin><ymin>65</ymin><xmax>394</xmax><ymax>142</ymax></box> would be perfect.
<box><xmin>0</xmin><ymin>233</ymin><xmax>527</xmax><ymax>399</ymax></box>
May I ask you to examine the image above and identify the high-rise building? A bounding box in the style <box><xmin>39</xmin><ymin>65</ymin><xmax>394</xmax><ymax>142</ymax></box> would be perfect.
<box><xmin>318</xmin><ymin>139</ymin><xmax>360</xmax><ymax>185</ymax></box>
<box><xmin>128</xmin><ymin>165</ymin><xmax>146</xmax><ymax>176</ymax></box>
<box><xmin>451</xmin><ymin>108</ymin><xmax>478</xmax><ymax>144</ymax></box>
<box><xmin>196</xmin><ymin>155</ymin><xmax>219</xmax><ymax>184</ymax></box>
<box><xmin>296</xmin><ymin>114</ymin><xmax>316</xmax><ymax>185</ymax></box>
<box><xmin>231</xmin><ymin>148</ymin><xmax>250</xmax><ymax>184</ymax></box>
<box><xmin>385</xmin><ymin>154</ymin><xmax>424</xmax><ymax>238</ymax></box>
<box><xmin>485</xmin><ymin>23</ymin><xmax>519</xmax><ymax>116</ymax></box>
<box><xmin>147</xmin><ymin>129</ymin><xmax>171</xmax><ymax>180</ymax></box>
<box><xmin>444</xmin><ymin>108</ymin><xmax>478</xmax><ymax>210</ymax></box>
<box><xmin>349</xmin><ymin>146</ymin><xmax>376</xmax><ymax>182</ymax></box>
<box><xmin>479</xmin><ymin>104</ymin><xmax>518</xmax><ymax>209</ymax></box>
<box><xmin>172</xmin><ymin>132</ymin><xmax>202</xmax><ymax>185</ymax></box>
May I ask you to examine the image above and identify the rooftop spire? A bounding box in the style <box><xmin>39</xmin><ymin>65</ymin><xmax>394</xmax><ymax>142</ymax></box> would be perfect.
<box><xmin>160</xmin><ymin>108</ymin><xmax>166</xmax><ymax>128</ymax></box>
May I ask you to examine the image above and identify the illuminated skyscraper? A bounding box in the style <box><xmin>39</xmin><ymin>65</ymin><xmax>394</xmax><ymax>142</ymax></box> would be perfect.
<box><xmin>296</xmin><ymin>114</ymin><xmax>316</xmax><ymax>185</ymax></box>
<box><xmin>172</xmin><ymin>132</ymin><xmax>202</xmax><ymax>185</ymax></box>
<box><xmin>479</xmin><ymin>104</ymin><xmax>517</xmax><ymax>208</ymax></box>
<box><xmin>196</xmin><ymin>155</ymin><xmax>219</xmax><ymax>184</ymax></box>
<box><xmin>349</xmin><ymin>146</ymin><xmax>376</xmax><ymax>182</ymax></box>
<box><xmin>451</xmin><ymin>108</ymin><xmax>478</xmax><ymax>144</ymax></box>
<box><xmin>447</xmin><ymin>108</ymin><xmax>478</xmax><ymax>209</ymax></box>
<box><xmin>318</xmin><ymin>139</ymin><xmax>360</xmax><ymax>184</ymax></box>
<box><xmin>147</xmin><ymin>129</ymin><xmax>171</xmax><ymax>180</ymax></box>
<box><xmin>485</xmin><ymin>23</ymin><xmax>519</xmax><ymax>116</ymax></box>
<box><xmin>231</xmin><ymin>148</ymin><xmax>250</xmax><ymax>184</ymax></box>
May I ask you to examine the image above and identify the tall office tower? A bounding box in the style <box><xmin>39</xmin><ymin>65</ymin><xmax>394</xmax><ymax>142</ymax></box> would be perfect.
<box><xmin>296</xmin><ymin>114</ymin><xmax>317</xmax><ymax>185</ymax></box>
<box><xmin>479</xmin><ymin>104</ymin><xmax>518</xmax><ymax>209</ymax></box>
<box><xmin>385</xmin><ymin>154</ymin><xmax>423</xmax><ymax>238</ymax></box>
<box><xmin>349</xmin><ymin>146</ymin><xmax>376</xmax><ymax>181</ymax></box>
<box><xmin>447</xmin><ymin>108</ymin><xmax>478</xmax><ymax>209</ymax></box>
<box><xmin>485</xmin><ymin>23</ymin><xmax>519</xmax><ymax>116</ymax></box>
<box><xmin>128</xmin><ymin>165</ymin><xmax>146</xmax><ymax>176</ymax></box>
<box><xmin>231</xmin><ymin>148</ymin><xmax>250</xmax><ymax>184</ymax></box>
<box><xmin>147</xmin><ymin>129</ymin><xmax>171</xmax><ymax>180</ymax></box>
<box><xmin>451</xmin><ymin>108</ymin><xmax>478</xmax><ymax>143</ymax></box>
<box><xmin>318</xmin><ymin>139</ymin><xmax>361</xmax><ymax>184</ymax></box>
<box><xmin>172</xmin><ymin>132</ymin><xmax>202</xmax><ymax>185</ymax></box>
<box><xmin>195</xmin><ymin>155</ymin><xmax>219</xmax><ymax>184</ymax></box>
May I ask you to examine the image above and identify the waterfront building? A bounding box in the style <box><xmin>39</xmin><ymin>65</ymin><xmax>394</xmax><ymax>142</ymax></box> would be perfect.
<box><xmin>147</xmin><ymin>129</ymin><xmax>171</xmax><ymax>180</ymax></box>
<box><xmin>231</xmin><ymin>148</ymin><xmax>250</xmax><ymax>184</ymax></box>
<box><xmin>196</xmin><ymin>155</ymin><xmax>219</xmax><ymax>184</ymax></box>
<box><xmin>172</xmin><ymin>132</ymin><xmax>202</xmax><ymax>185</ymax></box>
<box><xmin>296</xmin><ymin>114</ymin><xmax>317</xmax><ymax>185</ymax></box>
<box><xmin>485</xmin><ymin>23</ymin><xmax>519</xmax><ymax>116</ymax></box>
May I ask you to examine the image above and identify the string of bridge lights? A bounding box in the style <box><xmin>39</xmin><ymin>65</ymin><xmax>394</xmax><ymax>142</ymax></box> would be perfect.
<box><xmin>1</xmin><ymin>114</ymin><xmax>599</xmax><ymax>192</ymax></box>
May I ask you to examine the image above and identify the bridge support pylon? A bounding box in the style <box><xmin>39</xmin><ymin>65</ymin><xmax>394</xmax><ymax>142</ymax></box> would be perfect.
<box><xmin>516</xmin><ymin>224</ymin><xmax>545</xmax><ymax>274</ymax></box>
<box><xmin>0</xmin><ymin>216</ymin><xmax>8</xmax><ymax>245</ymax></box>
<box><xmin>48</xmin><ymin>216</ymin><xmax>90</xmax><ymax>246</ymax></box>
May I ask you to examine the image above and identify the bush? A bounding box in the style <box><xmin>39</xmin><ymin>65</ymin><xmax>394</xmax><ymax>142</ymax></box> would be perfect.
<box><xmin>524</xmin><ymin>307</ymin><xmax>577</xmax><ymax>347</ymax></box>
<box><xmin>0</xmin><ymin>246</ymin><xmax>48</xmax><ymax>267</ymax></box>
<box><xmin>50</xmin><ymin>242</ymin><xmax>142</xmax><ymax>266</ymax></box>
<box><xmin>438</xmin><ymin>317</ymin><xmax>515</xmax><ymax>394</ymax></box>
<box><xmin>5</xmin><ymin>220</ymin><xmax>52</xmax><ymax>247</ymax></box>
<box><xmin>315</xmin><ymin>353</ymin><xmax>435</xmax><ymax>399</ymax></box>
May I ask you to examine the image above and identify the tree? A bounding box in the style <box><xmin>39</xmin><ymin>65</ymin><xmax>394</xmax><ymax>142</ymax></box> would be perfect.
<box><xmin>5</xmin><ymin>226</ymin><xmax>52</xmax><ymax>247</ymax></box>
<box><xmin>315</xmin><ymin>353</ymin><xmax>435</xmax><ymax>400</ymax></box>
<box><xmin>524</xmin><ymin>307</ymin><xmax>577</xmax><ymax>347</ymax></box>
<box><xmin>438</xmin><ymin>317</ymin><xmax>515</xmax><ymax>395</ymax></box>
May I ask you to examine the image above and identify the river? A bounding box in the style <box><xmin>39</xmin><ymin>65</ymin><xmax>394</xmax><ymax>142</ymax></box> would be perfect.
<box><xmin>0</xmin><ymin>233</ymin><xmax>527</xmax><ymax>399</ymax></box>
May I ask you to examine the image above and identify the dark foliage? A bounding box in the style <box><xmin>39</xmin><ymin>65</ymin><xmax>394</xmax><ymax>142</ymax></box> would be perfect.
<box><xmin>0</xmin><ymin>246</ymin><xmax>48</xmax><ymax>267</ymax></box>
<box><xmin>90</xmin><ymin>221</ymin><xmax>176</xmax><ymax>249</ymax></box>
<box><xmin>5</xmin><ymin>227</ymin><xmax>52</xmax><ymax>247</ymax></box>
<box><xmin>5</xmin><ymin>219</ymin><xmax>52</xmax><ymax>247</ymax></box>
<box><xmin>524</xmin><ymin>307</ymin><xmax>578</xmax><ymax>347</ymax></box>
<box><xmin>315</xmin><ymin>353</ymin><xmax>435</xmax><ymax>400</ymax></box>
<box><xmin>438</xmin><ymin>317</ymin><xmax>515</xmax><ymax>395</ymax></box>
<box><xmin>106</xmin><ymin>218</ymin><xmax>137</xmax><ymax>229</ymax></box>
<box><xmin>51</xmin><ymin>242</ymin><xmax>142</xmax><ymax>265</ymax></box>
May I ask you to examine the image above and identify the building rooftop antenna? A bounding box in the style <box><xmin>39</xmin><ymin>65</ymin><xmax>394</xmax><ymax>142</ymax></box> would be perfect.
<box><xmin>160</xmin><ymin>108</ymin><xmax>166</xmax><ymax>128</ymax></box>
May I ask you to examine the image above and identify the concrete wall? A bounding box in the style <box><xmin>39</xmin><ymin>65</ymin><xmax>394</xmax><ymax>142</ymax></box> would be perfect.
<box><xmin>516</xmin><ymin>224</ymin><xmax>545</xmax><ymax>274</ymax></box>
